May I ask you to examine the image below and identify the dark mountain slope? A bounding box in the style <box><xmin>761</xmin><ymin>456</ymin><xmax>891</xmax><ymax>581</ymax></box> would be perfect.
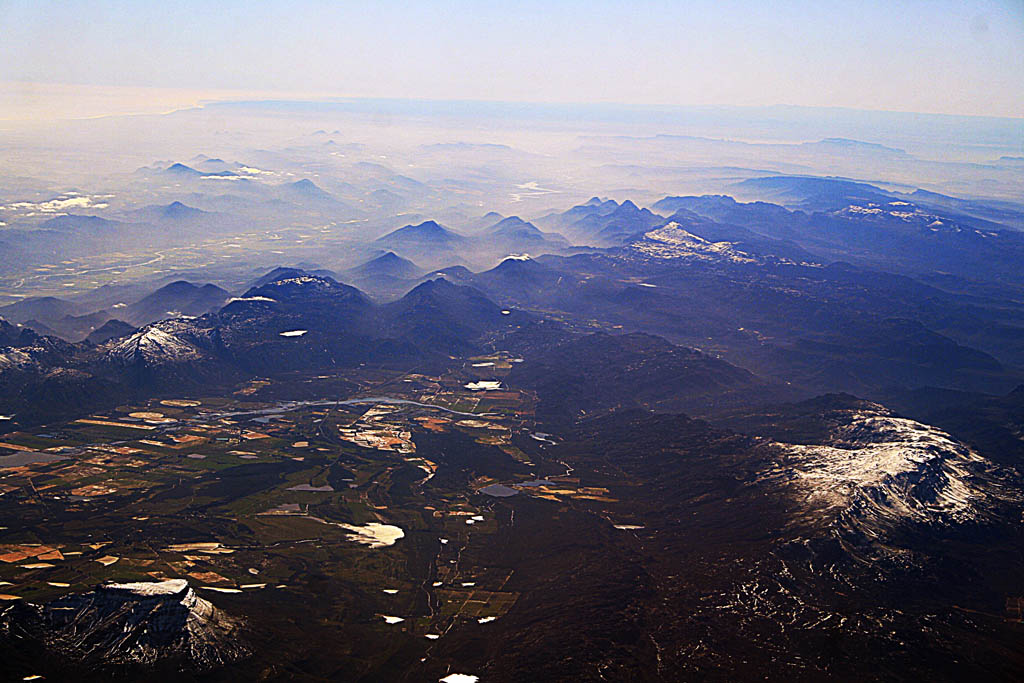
<box><xmin>507</xmin><ymin>331</ymin><xmax>775</xmax><ymax>424</ymax></box>
<box><xmin>85</xmin><ymin>318</ymin><xmax>137</xmax><ymax>345</ymax></box>
<box><xmin>122</xmin><ymin>281</ymin><xmax>230</xmax><ymax>326</ymax></box>
<box><xmin>375</xmin><ymin>220</ymin><xmax>468</xmax><ymax>250</ymax></box>
<box><xmin>381</xmin><ymin>278</ymin><xmax>526</xmax><ymax>355</ymax></box>
<box><xmin>345</xmin><ymin>251</ymin><xmax>424</xmax><ymax>281</ymax></box>
<box><xmin>0</xmin><ymin>296</ymin><xmax>83</xmax><ymax>324</ymax></box>
<box><xmin>249</xmin><ymin>266</ymin><xmax>340</xmax><ymax>289</ymax></box>
<box><xmin>483</xmin><ymin>216</ymin><xmax>569</xmax><ymax>249</ymax></box>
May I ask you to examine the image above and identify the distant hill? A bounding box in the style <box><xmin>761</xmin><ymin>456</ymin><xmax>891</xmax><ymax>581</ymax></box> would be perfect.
<box><xmin>20</xmin><ymin>319</ymin><xmax>61</xmax><ymax>339</ymax></box>
<box><xmin>280</xmin><ymin>179</ymin><xmax>334</xmax><ymax>201</ymax></box>
<box><xmin>426</xmin><ymin>265</ymin><xmax>475</xmax><ymax>282</ymax></box>
<box><xmin>537</xmin><ymin>196</ymin><xmax>619</xmax><ymax>227</ymax></box>
<box><xmin>274</xmin><ymin>179</ymin><xmax>359</xmax><ymax>215</ymax></box>
<box><xmin>538</xmin><ymin>199</ymin><xmax>661</xmax><ymax>246</ymax></box>
<box><xmin>85</xmin><ymin>318</ymin><xmax>136</xmax><ymax>345</ymax></box>
<box><xmin>484</xmin><ymin>216</ymin><xmax>568</xmax><ymax>246</ymax></box>
<box><xmin>196</xmin><ymin>158</ymin><xmax>236</xmax><ymax>172</ymax></box>
<box><xmin>128</xmin><ymin>201</ymin><xmax>211</xmax><ymax>223</ymax></box>
<box><xmin>731</xmin><ymin>175</ymin><xmax>895</xmax><ymax>211</ymax></box>
<box><xmin>67</xmin><ymin>282</ymin><xmax>157</xmax><ymax>312</ymax></box>
<box><xmin>653</xmin><ymin>190</ymin><xmax>1024</xmax><ymax>283</ymax></box>
<box><xmin>122</xmin><ymin>281</ymin><xmax>230</xmax><ymax>326</ymax></box>
<box><xmin>250</xmin><ymin>266</ymin><xmax>340</xmax><ymax>289</ymax></box>
<box><xmin>652</xmin><ymin>195</ymin><xmax>791</xmax><ymax>222</ymax></box>
<box><xmin>163</xmin><ymin>162</ymin><xmax>203</xmax><ymax>177</ymax></box>
<box><xmin>38</xmin><ymin>215</ymin><xmax>124</xmax><ymax>232</ymax></box>
<box><xmin>0</xmin><ymin>296</ymin><xmax>82</xmax><ymax>324</ymax></box>
<box><xmin>375</xmin><ymin>220</ymin><xmax>469</xmax><ymax>251</ymax></box>
<box><xmin>456</xmin><ymin>255</ymin><xmax>570</xmax><ymax>306</ymax></box>
<box><xmin>367</xmin><ymin>188</ymin><xmax>407</xmax><ymax>212</ymax></box>
<box><xmin>26</xmin><ymin>309</ymin><xmax>115</xmax><ymax>341</ymax></box>
<box><xmin>467</xmin><ymin>211</ymin><xmax>506</xmax><ymax>231</ymax></box>
<box><xmin>346</xmin><ymin>252</ymin><xmax>424</xmax><ymax>281</ymax></box>
<box><xmin>800</xmin><ymin>138</ymin><xmax>911</xmax><ymax>157</ymax></box>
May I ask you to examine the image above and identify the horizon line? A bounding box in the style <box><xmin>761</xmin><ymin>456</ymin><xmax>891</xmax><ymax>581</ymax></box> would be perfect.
<box><xmin>2</xmin><ymin>80</ymin><xmax>1022</xmax><ymax>124</ymax></box>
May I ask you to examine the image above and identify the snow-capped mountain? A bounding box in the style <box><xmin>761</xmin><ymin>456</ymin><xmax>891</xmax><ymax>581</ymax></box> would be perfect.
<box><xmin>771</xmin><ymin>401</ymin><xmax>1014</xmax><ymax>541</ymax></box>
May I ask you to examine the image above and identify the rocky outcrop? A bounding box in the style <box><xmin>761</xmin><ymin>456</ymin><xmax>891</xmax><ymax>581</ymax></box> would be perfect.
<box><xmin>0</xmin><ymin>579</ymin><xmax>246</xmax><ymax>671</ymax></box>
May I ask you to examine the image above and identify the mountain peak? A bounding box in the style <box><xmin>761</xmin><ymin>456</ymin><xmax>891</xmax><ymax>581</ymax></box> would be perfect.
<box><xmin>164</xmin><ymin>162</ymin><xmax>200</xmax><ymax>175</ymax></box>
<box><xmin>403</xmin><ymin>276</ymin><xmax>460</xmax><ymax>296</ymax></box>
<box><xmin>347</xmin><ymin>251</ymin><xmax>423</xmax><ymax>280</ymax></box>
<box><xmin>488</xmin><ymin>215</ymin><xmax>531</xmax><ymax>231</ymax></box>
<box><xmin>250</xmin><ymin>266</ymin><xmax>339</xmax><ymax>289</ymax></box>
<box><xmin>158</xmin><ymin>280</ymin><xmax>201</xmax><ymax>294</ymax></box>
<box><xmin>243</xmin><ymin>274</ymin><xmax>370</xmax><ymax>310</ymax></box>
<box><xmin>413</xmin><ymin>220</ymin><xmax>444</xmax><ymax>232</ymax></box>
<box><xmin>282</xmin><ymin>178</ymin><xmax>336</xmax><ymax>201</ymax></box>
<box><xmin>376</xmin><ymin>220</ymin><xmax>466</xmax><ymax>247</ymax></box>
<box><xmin>483</xmin><ymin>254</ymin><xmax>558</xmax><ymax>282</ymax></box>
<box><xmin>161</xmin><ymin>201</ymin><xmax>206</xmax><ymax>219</ymax></box>
<box><xmin>3</xmin><ymin>579</ymin><xmax>246</xmax><ymax>669</ymax></box>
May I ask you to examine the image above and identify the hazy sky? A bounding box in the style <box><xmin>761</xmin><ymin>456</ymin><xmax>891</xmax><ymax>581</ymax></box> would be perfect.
<box><xmin>1</xmin><ymin>0</ymin><xmax>1022</xmax><ymax>118</ymax></box>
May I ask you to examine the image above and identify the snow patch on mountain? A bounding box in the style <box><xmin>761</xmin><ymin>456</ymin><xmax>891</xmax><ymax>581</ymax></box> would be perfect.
<box><xmin>0</xmin><ymin>348</ymin><xmax>34</xmax><ymax>370</ymax></box>
<box><xmin>631</xmin><ymin>223</ymin><xmax>757</xmax><ymax>263</ymax></box>
<box><xmin>109</xmin><ymin>324</ymin><xmax>205</xmax><ymax>365</ymax></box>
<box><xmin>0</xmin><ymin>579</ymin><xmax>246</xmax><ymax>669</ymax></box>
<box><xmin>774</xmin><ymin>404</ymin><xmax>1004</xmax><ymax>536</ymax></box>
<box><xmin>226</xmin><ymin>296</ymin><xmax>276</xmax><ymax>304</ymax></box>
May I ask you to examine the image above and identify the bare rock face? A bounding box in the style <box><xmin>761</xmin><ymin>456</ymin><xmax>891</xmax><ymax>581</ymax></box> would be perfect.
<box><xmin>0</xmin><ymin>579</ymin><xmax>246</xmax><ymax>671</ymax></box>
<box><xmin>106</xmin><ymin>322</ymin><xmax>210</xmax><ymax>366</ymax></box>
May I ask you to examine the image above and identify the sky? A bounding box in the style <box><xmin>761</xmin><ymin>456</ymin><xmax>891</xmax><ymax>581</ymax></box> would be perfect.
<box><xmin>1</xmin><ymin>0</ymin><xmax>1022</xmax><ymax>119</ymax></box>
